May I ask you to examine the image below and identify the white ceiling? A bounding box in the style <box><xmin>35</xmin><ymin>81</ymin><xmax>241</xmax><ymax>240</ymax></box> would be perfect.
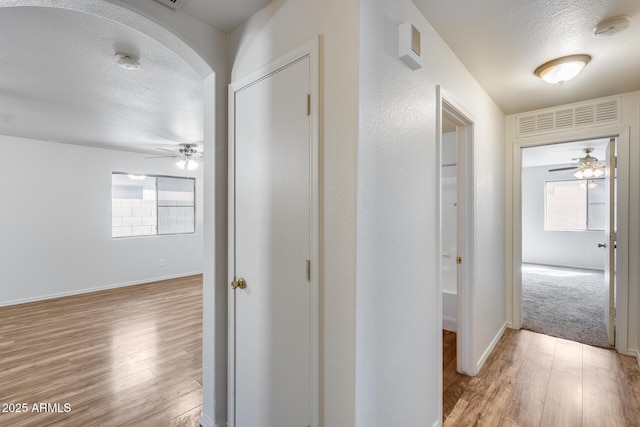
<box><xmin>412</xmin><ymin>0</ymin><xmax>640</xmax><ymax>114</ymax></box>
<box><xmin>3</xmin><ymin>1</ymin><xmax>640</xmax><ymax>156</ymax></box>
<box><xmin>521</xmin><ymin>138</ymin><xmax>609</xmax><ymax>168</ymax></box>
<box><xmin>0</xmin><ymin>6</ymin><xmax>204</xmax><ymax>153</ymax></box>
<box><xmin>0</xmin><ymin>1</ymin><xmax>269</xmax><ymax>155</ymax></box>
<box><xmin>179</xmin><ymin>0</ymin><xmax>271</xmax><ymax>33</ymax></box>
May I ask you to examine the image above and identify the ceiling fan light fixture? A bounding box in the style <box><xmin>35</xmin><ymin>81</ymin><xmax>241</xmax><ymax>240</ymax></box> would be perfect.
<box><xmin>534</xmin><ymin>54</ymin><xmax>591</xmax><ymax>84</ymax></box>
<box><xmin>176</xmin><ymin>158</ymin><xmax>198</xmax><ymax>171</ymax></box>
<box><xmin>572</xmin><ymin>148</ymin><xmax>605</xmax><ymax>178</ymax></box>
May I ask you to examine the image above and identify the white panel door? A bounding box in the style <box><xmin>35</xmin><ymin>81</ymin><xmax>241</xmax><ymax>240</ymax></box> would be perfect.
<box><xmin>233</xmin><ymin>56</ymin><xmax>311</xmax><ymax>427</ymax></box>
<box><xmin>604</xmin><ymin>137</ymin><xmax>616</xmax><ymax>346</ymax></box>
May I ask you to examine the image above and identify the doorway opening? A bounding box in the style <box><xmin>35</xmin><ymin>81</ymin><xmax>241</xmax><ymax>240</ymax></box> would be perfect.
<box><xmin>520</xmin><ymin>137</ymin><xmax>618</xmax><ymax>348</ymax></box>
<box><xmin>437</xmin><ymin>88</ymin><xmax>475</xmax><ymax>421</ymax></box>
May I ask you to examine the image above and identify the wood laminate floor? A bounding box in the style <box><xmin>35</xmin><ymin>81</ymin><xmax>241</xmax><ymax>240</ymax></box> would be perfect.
<box><xmin>443</xmin><ymin>328</ymin><xmax>640</xmax><ymax>426</ymax></box>
<box><xmin>0</xmin><ymin>275</ymin><xmax>203</xmax><ymax>427</ymax></box>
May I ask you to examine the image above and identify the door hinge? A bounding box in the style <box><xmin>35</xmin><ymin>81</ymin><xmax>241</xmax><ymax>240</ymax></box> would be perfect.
<box><xmin>611</xmin><ymin>232</ymin><xmax>617</xmax><ymax>242</ymax></box>
<box><xmin>610</xmin><ymin>307</ymin><xmax>616</xmax><ymax>318</ymax></box>
<box><xmin>456</xmin><ymin>256</ymin><xmax>462</xmax><ymax>265</ymax></box>
<box><xmin>306</xmin><ymin>93</ymin><xmax>311</xmax><ymax>116</ymax></box>
<box><xmin>306</xmin><ymin>259</ymin><xmax>311</xmax><ymax>281</ymax></box>
<box><xmin>612</xmin><ymin>155</ymin><xmax>617</xmax><ymax>169</ymax></box>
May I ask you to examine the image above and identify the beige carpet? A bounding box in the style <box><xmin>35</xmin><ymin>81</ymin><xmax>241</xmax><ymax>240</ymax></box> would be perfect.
<box><xmin>521</xmin><ymin>263</ymin><xmax>612</xmax><ymax>349</ymax></box>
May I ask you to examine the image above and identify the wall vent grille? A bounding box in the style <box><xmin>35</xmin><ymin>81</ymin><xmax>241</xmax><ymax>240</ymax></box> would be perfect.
<box><xmin>152</xmin><ymin>0</ymin><xmax>188</xmax><ymax>10</ymax></box>
<box><xmin>516</xmin><ymin>97</ymin><xmax>620</xmax><ymax>137</ymax></box>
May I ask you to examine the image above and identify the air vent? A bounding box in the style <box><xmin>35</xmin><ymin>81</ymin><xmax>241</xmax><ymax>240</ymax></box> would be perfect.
<box><xmin>152</xmin><ymin>0</ymin><xmax>188</xmax><ymax>10</ymax></box>
<box><xmin>516</xmin><ymin>96</ymin><xmax>620</xmax><ymax>137</ymax></box>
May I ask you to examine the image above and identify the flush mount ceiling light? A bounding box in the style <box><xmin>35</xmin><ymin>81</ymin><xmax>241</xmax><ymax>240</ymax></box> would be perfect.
<box><xmin>115</xmin><ymin>53</ymin><xmax>141</xmax><ymax>70</ymax></box>
<box><xmin>534</xmin><ymin>54</ymin><xmax>591</xmax><ymax>84</ymax></box>
<box><xmin>594</xmin><ymin>15</ymin><xmax>631</xmax><ymax>38</ymax></box>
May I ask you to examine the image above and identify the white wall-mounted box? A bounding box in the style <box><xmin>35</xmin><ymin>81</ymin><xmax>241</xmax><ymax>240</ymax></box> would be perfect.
<box><xmin>398</xmin><ymin>22</ymin><xmax>423</xmax><ymax>70</ymax></box>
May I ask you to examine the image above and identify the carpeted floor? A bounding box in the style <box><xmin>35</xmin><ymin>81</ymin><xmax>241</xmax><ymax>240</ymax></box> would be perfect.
<box><xmin>521</xmin><ymin>263</ymin><xmax>612</xmax><ymax>348</ymax></box>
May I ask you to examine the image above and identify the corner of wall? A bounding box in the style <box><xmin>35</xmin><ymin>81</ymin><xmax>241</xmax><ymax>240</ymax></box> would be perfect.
<box><xmin>476</xmin><ymin>322</ymin><xmax>507</xmax><ymax>374</ymax></box>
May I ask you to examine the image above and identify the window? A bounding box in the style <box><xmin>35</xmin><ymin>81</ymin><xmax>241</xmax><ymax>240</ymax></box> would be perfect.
<box><xmin>112</xmin><ymin>173</ymin><xmax>195</xmax><ymax>238</ymax></box>
<box><xmin>545</xmin><ymin>178</ymin><xmax>604</xmax><ymax>231</ymax></box>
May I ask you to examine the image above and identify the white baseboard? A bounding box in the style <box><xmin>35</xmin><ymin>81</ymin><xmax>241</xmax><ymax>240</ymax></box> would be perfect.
<box><xmin>476</xmin><ymin>322</ymin><xmax>507</xmax><ymax>373</ymax></box>
<box><xmin>431</xmin><ymin>417</ymin><xmax>442</xmax><ymax>427</ymax></box>
<box><xmin>505</xmin><ymin>322</ymin><xmax>514</xmax><ymax>329</ymax></box>
<box><xmin>0</xmin><ymin>271</ymin><xmax>203</xmax><ymax>307</ymax></box>
<box><xmin>442</xmin><ymin>315</ymin><xmax>457</xmax><ymax>332</ymax></box>
<box><xmin>625</xmin><ymin>349</ymin><xmax>640</xmax><ymax>366</ymax></box>
<box><xmin>199</xmin><ymin>413</ymin><xmax>226</xmax><ymax>427</ymax></box>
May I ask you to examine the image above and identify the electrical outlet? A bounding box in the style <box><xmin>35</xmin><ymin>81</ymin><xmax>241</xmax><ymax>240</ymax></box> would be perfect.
<box><xmin>159</xmin><ymin>258</ymin><xmax>165</xmax><ymax>267</ymax></box>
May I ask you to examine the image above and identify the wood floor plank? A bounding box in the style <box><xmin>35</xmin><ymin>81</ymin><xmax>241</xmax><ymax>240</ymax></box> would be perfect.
<box><xmin>539</xmin><ymin>339</ymin><xmax>583</xmax><ymax>426</ymax></box>
<box><xmin>443</xmin><ymin>328</ymin><xmax>640</xmax><ymax>426</ymax></box>
<box><xmin>0</xmin><ymin>275</ymin><xmax>203</xmax><ymax>426</ymax></box>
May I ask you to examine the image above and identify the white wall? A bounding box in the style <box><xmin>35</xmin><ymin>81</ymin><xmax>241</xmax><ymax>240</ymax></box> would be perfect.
<box><xmin>230</xmin><ymin>1</ymin><xmax>360</xmax><ymax>425</ymax></box>
<box><xmin>0</xmin><ymin>135</ymin><xmax>204</xmax><ymax>306</ymax></box>
<box><xmin>357</xmin><ymin>0</ymin><xmax>505</xmax><ymax>425</ymax></box>
<box><xmin>522</xmin><ymin>165</ymin><xmax>605</xmax><ymax>270</ymax></box>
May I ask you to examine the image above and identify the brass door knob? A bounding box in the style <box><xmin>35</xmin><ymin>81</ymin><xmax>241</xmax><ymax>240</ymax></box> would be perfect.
<box><xmin>598</xmin><ymin>243</ymin><xmax>607</xmax><ymax>248</ymax></box>
<box><xmin>231</xmin><ymin>277</ymin><xmax>247</xmax><ymax>289</ymax></box>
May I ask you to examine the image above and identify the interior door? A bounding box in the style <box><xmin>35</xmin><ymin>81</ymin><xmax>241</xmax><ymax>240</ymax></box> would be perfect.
<box><xmin>232</xmin><ymin>56</ymin><xmax>311</xmax><ymax>427</ymax></box>
<box><xmin>604</xmin><ymin>137</ymin><xmax>616</xmax><ymax>346</ymax></box>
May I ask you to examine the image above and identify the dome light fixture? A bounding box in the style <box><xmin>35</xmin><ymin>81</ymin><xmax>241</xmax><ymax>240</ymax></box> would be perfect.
<box><xmin>115</xmin><ymin>53</ymin><xmax>141</xmax><ymax>70</ymax></box>
<box><xmin>534</xmin><ymin>54</ymin><xmax>591</xmax><ymax>84</ymax></box>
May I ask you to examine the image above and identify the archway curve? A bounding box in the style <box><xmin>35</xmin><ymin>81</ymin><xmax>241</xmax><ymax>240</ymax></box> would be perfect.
<box><xmin>0</xmin><ymin>2</ymin><xmax>223</xmax><ymax>426</ymax></box>
<box><xmin>0</xmin><ymin>0</ymin><xmax>213</xmax><ymax>78</ymax></box>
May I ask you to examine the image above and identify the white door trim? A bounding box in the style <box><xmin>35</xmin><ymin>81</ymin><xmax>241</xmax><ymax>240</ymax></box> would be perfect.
<box><xmin>227</xmin><ymin>36</ymin><xmax>321</xmax><ymax>427</ymax></box>
<box><xmin>436</xmin><ymin>86</ymin><xmax>476</xmax><ymax>386</ymax></box>
<box><xmin>509</xmin><ymin>126</ymin><xmax>630</xmax><ymax>355</ymax></box>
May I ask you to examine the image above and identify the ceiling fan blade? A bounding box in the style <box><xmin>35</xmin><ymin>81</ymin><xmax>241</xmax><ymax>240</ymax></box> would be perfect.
<box><xmin>145</xmin><ymin>155</ymin><xmax>176</xmax><ymax>159</ymax></box>
<box><xmin>157</xmin><ymin>148</ymin><xmax>177</xmax><ymax>153</ymax></box>
<box><xmin>548</xmin><ymin>166</ymin><xmax>579</xmax><ymax>172</ymax></box>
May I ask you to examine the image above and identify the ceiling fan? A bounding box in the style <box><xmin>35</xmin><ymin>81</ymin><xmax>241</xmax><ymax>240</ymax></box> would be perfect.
<box><xmin>548</xmin><ymin>148</ymin><xmax>605</xmax><ymax>178</ymax></box>
<box><xmin>146</xmin><ymin>143</ymin><xmax>203</xmax><ymax>170</ymax></box>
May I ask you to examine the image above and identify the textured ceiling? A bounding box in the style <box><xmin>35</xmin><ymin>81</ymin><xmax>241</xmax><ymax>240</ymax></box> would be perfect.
<box><xmin>179</xmin><ymin>0</ymin><xmax>271</xmax><ymax>33</ymax></box>
<box><xmin>0</xmin><ymin>0</ymin><xmax>270</xmax><ymax>156</ymax></box>
<box><xmin>412</xmin><ymin>0</ymin><xmax>640</xmax><ymax>114</ymax></box>
<box><xmin>0</xmin><ymin>6</ymin><xmax>203</xmax><ymax>153</ymax></box>
<box><xmin>522</xmin><ymin>138</ymin><xmax>609</xmax><ymax>168</ymax></box>
<box><xmin>4</xmin><ymin>1</ymin><xmax>639</xmax><ymax>157</ymax></box>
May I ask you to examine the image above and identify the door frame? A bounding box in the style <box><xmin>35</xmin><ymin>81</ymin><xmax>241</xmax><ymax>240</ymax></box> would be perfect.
<box><xmin>509</xmin><ymin>126</ymin><xmax>630</xmax><ymax>354</ymax></box>
<box><xmin>227</xmin><ymin>37</ymin><xmax>321</xmax><ymax>427</ymax></box>
<box><xmin>436</xmin><ymin>86</ymin><xmax>476</xmax><ymax>385</ymax></box>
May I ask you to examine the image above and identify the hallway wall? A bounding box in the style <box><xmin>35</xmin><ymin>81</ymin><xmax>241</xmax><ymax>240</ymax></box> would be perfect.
<box><xmin>357</xmin><ymin>0</ymin><xmax>506</xmax><ymax>425</ymax></box>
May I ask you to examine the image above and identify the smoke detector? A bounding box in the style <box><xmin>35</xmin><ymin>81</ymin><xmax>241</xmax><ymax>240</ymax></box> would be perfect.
<box><xmin>152</xmin><ymin>0</ymin><xmax>189</xmax><ymax>10</ymax></box>
<box><xmin>115</xmin><ymin>53</ymin><xmax>141</xmax><ymax>70</ymax></box>
<box><xmin>594</xmin><ymin>16</ymin><xmax>631</xmax><ymax>38</ymax></box>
